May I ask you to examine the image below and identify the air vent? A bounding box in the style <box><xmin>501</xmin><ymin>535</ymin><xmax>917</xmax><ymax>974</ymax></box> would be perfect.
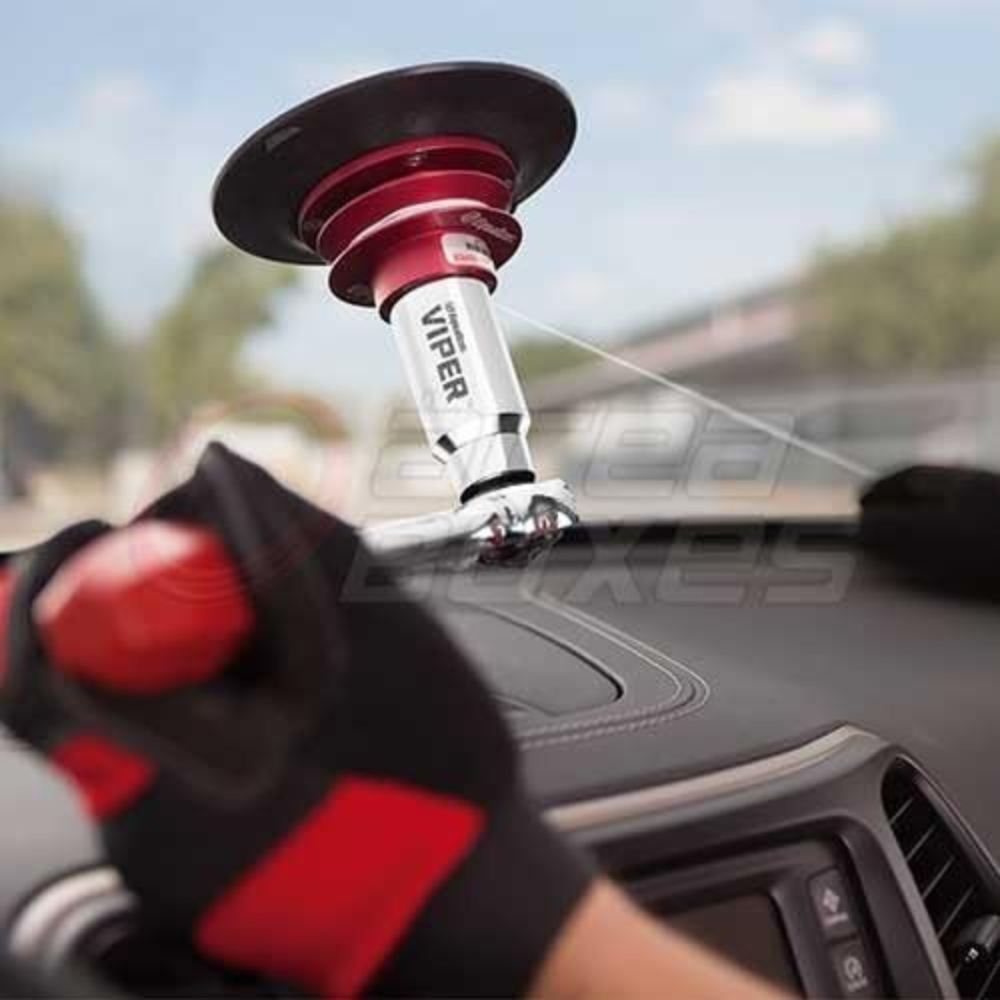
<box><xmin>884</xmin><ymin>766</ymin><xmax>1000</xmax><ymax>998</ymax></box>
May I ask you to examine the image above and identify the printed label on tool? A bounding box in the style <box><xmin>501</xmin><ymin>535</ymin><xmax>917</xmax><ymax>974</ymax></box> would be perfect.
<box><xmin>442</xmin><ymin>234</ymin><xmax>494</xmax><ymax>272</ymax></box>
<box><xmin>422</xmin><ymin>302</ymin><xmax>469</xmax><ymax>403</ymax></box>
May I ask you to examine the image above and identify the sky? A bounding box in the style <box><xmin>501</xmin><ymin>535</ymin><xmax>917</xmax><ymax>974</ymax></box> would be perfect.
<box><xmin>3</xmin><ymin>0</ymin><xmax>1000</xmax><ymax>407</ymax></box>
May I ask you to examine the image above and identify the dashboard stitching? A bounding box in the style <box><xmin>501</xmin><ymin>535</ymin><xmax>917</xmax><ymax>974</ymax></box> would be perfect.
<box><xmin>503</xmin><ymin>603</ymin><xmax>693</xmax><ymax>739</ymax></box>
<box><xmin>472</xmin><ymin>602</ymin><xmax>655</xmax><ymax>700</ymax></box>
<box><xmin>515</xmin><ymin>591</ymin><xmax>712</xmax><ymax>748</ymax></box>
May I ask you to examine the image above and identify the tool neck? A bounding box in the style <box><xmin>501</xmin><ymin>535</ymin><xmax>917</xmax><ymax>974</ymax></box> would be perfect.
<box><xmin>388</xmin><ymin>275</ymin><xmax>534</xmax><ymax>499</ymax></box>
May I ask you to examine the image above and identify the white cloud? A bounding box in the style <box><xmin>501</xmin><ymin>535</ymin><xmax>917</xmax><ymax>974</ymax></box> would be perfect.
<box><xmin>792</xmin><ymin>17</ymin><xmax>872</xmax><ymax>70</ymax></box>
<box><xmin>544</xmin><ymin>267</ymin><xmax>616</xmax><ymax>316</ymax></box>
<box><xmin>697</xmin><ymin>0</ymin><xmax>771</xmax><ymax>35</ymax></box>
<box><xmin>687</xmin><ymin>70</ymin><xmax>889</xmax><ymax>145</ymax></box>
<box><xmin>78</xmin><ymin>75</ymin><xmax>155</xmax><ymax>119</ymax></box>
<box><xmin>588</xmin><ymin>81</ymin><xmax>659</xmax><ymax>129</ymax></box>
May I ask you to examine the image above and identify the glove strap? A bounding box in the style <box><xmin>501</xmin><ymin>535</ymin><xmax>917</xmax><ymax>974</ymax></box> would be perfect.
<box><xmin>195</xmin><ymin>774</ymin><xmax>483</xmax><ymax>997</ymax></box>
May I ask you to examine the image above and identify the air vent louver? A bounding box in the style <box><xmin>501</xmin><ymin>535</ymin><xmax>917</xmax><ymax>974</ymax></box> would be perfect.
<box><xmin>884</xmin><ymin>767</ymin><xmax>1000</xmax><ymax>999</ymax></box>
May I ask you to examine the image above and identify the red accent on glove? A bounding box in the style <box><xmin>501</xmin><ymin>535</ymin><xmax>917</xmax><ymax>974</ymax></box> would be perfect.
<box><xmin>196</xmin><ymin>775</ymin><xmax>484</xmax><ymax>998</ymax></box>
<box><xmin>51</xmin><ymin>733</ymin><xmax>155</xmax><ymax>819</ymax></box>
<box><xmin>34</xmin><ymin>522</ymin><xmax>254</xmax><ymax>693</ymax></box>
<box><xmin>0</xmin><ymin>569</ymin><xmax>13</xmax><ymax>681</ymax></box>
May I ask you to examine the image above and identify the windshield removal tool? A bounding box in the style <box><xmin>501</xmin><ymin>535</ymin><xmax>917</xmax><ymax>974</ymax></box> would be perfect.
<box><xmin>212</xmin><ymin>62</ymin><xmax>578</xmax><ymax>567</ymax></box>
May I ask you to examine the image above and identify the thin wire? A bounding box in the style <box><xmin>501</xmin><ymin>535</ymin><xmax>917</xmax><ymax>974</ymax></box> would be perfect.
<box><xmin>498</xmin><ymin>303</ymin><xmax>875</xmax><ymax>480</ymax></box>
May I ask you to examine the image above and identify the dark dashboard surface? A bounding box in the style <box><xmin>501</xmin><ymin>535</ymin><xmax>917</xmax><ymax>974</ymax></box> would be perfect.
<box><xmin>436</xmin><ymin>522</ymin><xmax>1000</xmax><ymax>861</ymax></box>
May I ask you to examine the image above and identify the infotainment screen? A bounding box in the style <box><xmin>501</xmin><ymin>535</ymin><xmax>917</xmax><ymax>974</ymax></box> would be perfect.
<box><xmin>666</xmin><ymin>894</ymin><xmax>802</xmax><ymax>994</ymax></box>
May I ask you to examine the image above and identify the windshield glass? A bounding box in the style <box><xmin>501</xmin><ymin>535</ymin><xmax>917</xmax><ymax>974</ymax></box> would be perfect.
<box><xmin>3</xmin><ymin>2</ymin><xmax>1000</xmax><ymax>547</ymax></box>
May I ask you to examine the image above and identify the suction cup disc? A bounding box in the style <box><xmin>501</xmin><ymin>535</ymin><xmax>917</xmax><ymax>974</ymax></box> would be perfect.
<box><xmin>212</xmin><ymin>61</ymin><xmax>577</xmax><ymax>264</ymax></box>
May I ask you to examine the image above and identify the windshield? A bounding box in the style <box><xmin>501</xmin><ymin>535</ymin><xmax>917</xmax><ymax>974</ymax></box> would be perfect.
<box><xmin>3</xmin><ymin>2</ymin><xmax>1000</xmax><ymax>548</ymax></box>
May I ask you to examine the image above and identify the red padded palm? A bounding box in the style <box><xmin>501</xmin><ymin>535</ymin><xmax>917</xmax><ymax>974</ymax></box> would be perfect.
<box><xmin>33</xmin><ymin>522</ymin><xmax>253</xmax><ymax>693</ymax></box>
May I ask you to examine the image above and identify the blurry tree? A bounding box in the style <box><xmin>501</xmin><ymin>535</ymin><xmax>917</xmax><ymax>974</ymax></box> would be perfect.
<box><xmin>803</xmin><ymin>133</ymin><xmax>1000</xmax><ymax>372</ymax></box>
<box><xmin>0</xmin><ymin>192</ymin><xmax>309</xmax><ymax>496</ymax></box>
<box><xmin>0</xmin><ymin>197</ymin><xmax>125</xmax><ymax>493</ymax></box>
<box><xmin>510</xmin><ymin>334</ymin><xmax>591</xmax><ymax>382</ymax></box>
<box><xmin>143</xmin><ymin>246</ymin><xmax>298</xmax><ymax>438</ymax></box>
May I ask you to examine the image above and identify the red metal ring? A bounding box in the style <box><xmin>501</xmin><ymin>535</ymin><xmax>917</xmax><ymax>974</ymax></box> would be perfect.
<box><xmin>298</xmin><ymin>136</ymin><xmax>515</xmax><ymax>248</ymax></box>
<box><xmin>328</xmin><ymin>204</ymin><xmax>522</xmax><ymax>316</ymax></box>
<box><xmin>296</xmin><ymin>135</ymin><xmax>523</xmax><ymax>315</ymax></box>
<box><xmin>314</xmin><ymin>170</ymin><xmax>512</xmax><ymax>263</ymax></box>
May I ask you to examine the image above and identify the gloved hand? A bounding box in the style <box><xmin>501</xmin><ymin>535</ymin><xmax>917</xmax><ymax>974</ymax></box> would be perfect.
<box><xmin>0</xmin><ymin>444</ymin><xmax>591</xmax><ymax>997</ymax></box>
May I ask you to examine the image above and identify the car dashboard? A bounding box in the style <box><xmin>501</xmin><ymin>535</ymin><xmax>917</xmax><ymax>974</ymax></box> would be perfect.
<box><xmin>3</xmin><ymin>519</ymin><xmax>1000</xmax><ymax>998</ymax></box>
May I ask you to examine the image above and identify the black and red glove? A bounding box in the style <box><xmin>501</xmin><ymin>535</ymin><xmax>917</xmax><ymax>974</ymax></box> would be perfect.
<box><xmin>0</xmin><ymin>444</ymin><xmax>591</xmax><ymax>997</ymax></box>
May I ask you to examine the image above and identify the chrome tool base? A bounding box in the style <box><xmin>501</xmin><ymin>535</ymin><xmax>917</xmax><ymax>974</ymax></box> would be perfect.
<box><xmin>363</xmin><ymin>478</ymin><xmax>578</xmax><ymax>571</ymax></box>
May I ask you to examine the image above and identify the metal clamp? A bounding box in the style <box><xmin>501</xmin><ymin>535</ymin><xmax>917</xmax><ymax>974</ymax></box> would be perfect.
<box><xmin>362</xmin><ymin>477</ymin><xmax>577</xmax><ymax>571</ymax></box>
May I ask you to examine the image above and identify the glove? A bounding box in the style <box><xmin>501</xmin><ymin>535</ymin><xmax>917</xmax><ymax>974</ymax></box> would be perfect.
<box><xmin>0</xmin><ymin>444</ymin><xmax>591</xmax><ymax>997</ymax></box>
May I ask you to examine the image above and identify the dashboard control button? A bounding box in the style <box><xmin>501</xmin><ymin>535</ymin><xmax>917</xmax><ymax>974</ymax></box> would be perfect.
<box><xmin>830</xmin><ymin>938</ymin><xmax>879</xmax><ymax>998</ymax></box>
<box><xmin>809</xmin><ymin>869</ymin><xmax>857</xmax><ymax>939</ymax></box>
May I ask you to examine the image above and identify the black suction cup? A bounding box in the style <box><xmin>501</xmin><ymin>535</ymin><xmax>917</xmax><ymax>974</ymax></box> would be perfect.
<box><xmin>212</xmin><ymin>61</ymin><xmax>577</xmax><ymax>265</ymax></box>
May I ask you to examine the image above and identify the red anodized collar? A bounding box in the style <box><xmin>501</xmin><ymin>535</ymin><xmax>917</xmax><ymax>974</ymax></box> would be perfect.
<box><xmin>297</xmin><ymin>136</ymin><xmax>524</xmax><ymax>318</ymax></box>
